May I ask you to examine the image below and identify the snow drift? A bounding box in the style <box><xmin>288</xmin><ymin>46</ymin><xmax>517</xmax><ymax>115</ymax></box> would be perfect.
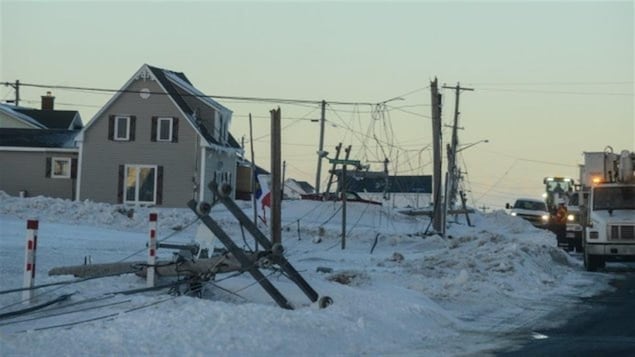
<box><xmin>0</xmin><ymin>192</ymin><xmax>612</xmax><ymax>356</ymax></box>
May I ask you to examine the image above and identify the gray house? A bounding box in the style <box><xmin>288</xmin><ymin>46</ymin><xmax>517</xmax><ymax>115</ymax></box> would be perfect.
<box><xmin>76</xmin><ymin>64</ymin><xmax>242</xmax><ymax>207</ymax></box>
<box><xmin>0</xmin><ymin>99</ymin><xmax>82</xmax><ymax>200</ymax></box>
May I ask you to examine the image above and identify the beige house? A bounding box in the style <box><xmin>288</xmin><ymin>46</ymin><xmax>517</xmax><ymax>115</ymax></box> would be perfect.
<box><xmin>0</xmin><ymin>100</ymin><xmax>82</xmax><ymax>200</ymax></box>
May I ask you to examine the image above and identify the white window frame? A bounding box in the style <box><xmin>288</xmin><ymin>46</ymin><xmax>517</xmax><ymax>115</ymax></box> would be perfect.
<box><xmin>51</xmin><ymin>157</ymin><xmax>72</xmax><ymax>179</ymax></box>
<box><xmin>156</xmin><ymin>117</ymin><xmax>173</xmax><ymax>142</ymax></box>
<box><xmin>114</xmin><ymin>116</ymin><xmax>130</xmax><ymax>141</ymax></box>
<box><xmin>123</xmin><ymin>164</ymin><xmax>158</xmax><ymax>205</ymax></box>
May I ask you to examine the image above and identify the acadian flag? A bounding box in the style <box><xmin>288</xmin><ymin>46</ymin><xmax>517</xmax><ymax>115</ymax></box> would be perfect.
<box><xmin>255</xmin><ymin>174</ymin><xmax>271</xmax><ymax>223</ymax></box>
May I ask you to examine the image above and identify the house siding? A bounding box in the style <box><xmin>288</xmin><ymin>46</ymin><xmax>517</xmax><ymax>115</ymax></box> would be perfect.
<box><xmin>0</xmin><ymin>150</ymin><xmax>77</xmax><ymax>199</ymax></box>
<box><xmin>80</xmin><ymin>78</ymin><xmax>201</xmax><ymax>207</ymax></box>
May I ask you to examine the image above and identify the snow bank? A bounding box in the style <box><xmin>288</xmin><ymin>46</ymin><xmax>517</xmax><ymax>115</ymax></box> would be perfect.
<box><xmin>0</xmin><ymin>193</ymin><xmax>612</xmax><ymax>356</ymax></box>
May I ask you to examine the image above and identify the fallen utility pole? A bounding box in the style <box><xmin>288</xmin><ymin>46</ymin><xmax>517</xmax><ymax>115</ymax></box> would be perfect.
<box><xmin>191</xmin><ymin>182</ymin><xmax>332</xmax><ymax>309</ymax></box>
<box><xmin>49</xmin><ymin>255</ymin><xmax>244</xmax><ymax>279</ymax></box>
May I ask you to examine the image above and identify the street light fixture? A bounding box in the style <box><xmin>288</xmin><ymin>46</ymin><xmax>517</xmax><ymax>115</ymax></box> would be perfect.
<box><xmin>457</xmin><ymin>139</ymin><xmax>489</xmax><ymax>153</ymax></box>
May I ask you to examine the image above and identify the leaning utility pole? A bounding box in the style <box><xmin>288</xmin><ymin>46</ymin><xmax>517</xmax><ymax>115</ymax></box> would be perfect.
<box><xmin>270</xmin><ymin>108</ymin><xmax>282</xmax><ymax>245</ymax></box>
<box><xmin>325</xmin><ymin>143</ymin><xmax>343</xmax><ymax>194</ymax></box>
<box><xmin>442</xmin><ymin>83</ymin><xmax>474</xmax><ymax>211</ymax></box>
<box><xmin>430</xmin><ymin>78</ymin><xmax>444</xmax><ymax>233</ymax></box>
<box><xmin>315</xmin><ymin>100</ymin><xmax>327</xmax><ymax>194</ymax></box>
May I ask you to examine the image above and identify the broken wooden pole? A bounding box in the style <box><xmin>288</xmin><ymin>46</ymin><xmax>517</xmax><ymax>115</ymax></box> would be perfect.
<box><xmin>49</xmin><ymin>254</ymin><xmax>249</xmax><ymax>279</ymax></box>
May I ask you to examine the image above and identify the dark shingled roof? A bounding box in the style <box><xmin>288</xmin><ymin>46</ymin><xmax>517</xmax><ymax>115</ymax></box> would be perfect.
<box><xmin>14</xmin><ymin>109</ymin><xmax>82</xmax><ymax>130</ymax></box>
<box><xmin>146</xmin><ymin>65</ymin><xmax>240</xmax><ymax>150</ymax></box>
<box><xmin>0</xmin><ymin>128</ymin><xmax>79</xmax><ymax>148</ymax></box>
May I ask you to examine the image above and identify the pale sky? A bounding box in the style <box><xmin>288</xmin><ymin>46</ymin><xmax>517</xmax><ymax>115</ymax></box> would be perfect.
<box><xmin>1</xmin><ymin>1</ymin><xmax>633</xmax><ymax>209</ymax></box>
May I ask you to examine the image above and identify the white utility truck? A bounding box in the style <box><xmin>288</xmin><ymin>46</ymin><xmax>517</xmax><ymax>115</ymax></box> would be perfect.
<box><xmin>582</xmin><ymin>147</ymin><xmax>635</xmax><ymax>271</ymax></box>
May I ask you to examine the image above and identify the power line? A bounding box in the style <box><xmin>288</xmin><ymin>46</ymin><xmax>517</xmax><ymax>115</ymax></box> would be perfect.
<box><xmin>477</xmin><ymin>87</ymin><xmax>633</xmax><ymax>96</ymax></box>
<box><xmin>1</xmin><ymin>81</ymin><xmax>390</xmax><ymax>106</ymax></box>
<box><xmin>466</xmin><ymin>81</ymin><xmax>633</xmax><ymax>86</ymax></box>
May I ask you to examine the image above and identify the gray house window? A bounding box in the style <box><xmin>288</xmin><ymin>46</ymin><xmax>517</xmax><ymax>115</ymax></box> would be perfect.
<box><xmin>151</xmin><ymin>117</ymin><xmax>179</xmax><ymax>143</ymax></box>
<box><xmin>108</xmin><ymin>115</ymin><xmax>136</xmax><ymax>141</ymax></box>
<box><xmin>115</xmin><ymin>116</ymin><xmax>130</xmax><ymax>141</ymax></box>
<box><xmin>51</xmin><ymin>157</ymin><xmax>71</xmax><ymax>178</ymax></box>
<box><xmin>45</xmin><ymin>157</ymin><xmax>77</xmax><ymax>179</ymax></box>
<box><xmin>157</xmin><ymin>117</ymin><xmax>173</xmax><ymax>141</ymax></box>
<box><xmin>124</xmin><ymin>164</ymin><xmax>157</xmax><ymax>205</ymax></box>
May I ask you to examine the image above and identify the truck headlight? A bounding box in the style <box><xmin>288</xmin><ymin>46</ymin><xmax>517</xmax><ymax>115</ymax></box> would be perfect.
<box><xmin>511</xmin><ymin>212</ymin><xmax>517</xmax><ymax>216</ymax></box>
<box><xmin>567</xmin><ymin>214</ymin><xmax>575</xmax><ymax>222</ymax></box>
<box><xmin>541</xmin><ymin>214</ymin><xmax>549</xmax><ymax>221</ymax></box>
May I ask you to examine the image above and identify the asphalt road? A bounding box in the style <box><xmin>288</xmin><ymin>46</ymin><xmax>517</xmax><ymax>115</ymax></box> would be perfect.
<box><xmin>496</xmin><ymin>266</ymin><xmax>635</xmax><ymax>357</ymax></box>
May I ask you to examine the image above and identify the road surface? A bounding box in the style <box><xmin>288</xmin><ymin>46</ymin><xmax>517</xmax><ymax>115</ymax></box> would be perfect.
<box><xmin>495</xmin><ymin>267</ymin><xmax>635</xmax><ymax>356</ymax></box>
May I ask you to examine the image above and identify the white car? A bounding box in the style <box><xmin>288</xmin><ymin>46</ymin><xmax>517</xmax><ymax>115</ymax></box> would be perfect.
<box><xmin>506</xmin><ymin>198</ymin><xmax>550</xmax><ymax>227</ymax></box>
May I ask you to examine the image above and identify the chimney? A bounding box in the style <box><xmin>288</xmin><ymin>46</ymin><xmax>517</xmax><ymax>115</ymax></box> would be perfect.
<box><xmin>41</xmin><ymin>91</ymin><xmax>55</xmax><ymax>110</ymax></box>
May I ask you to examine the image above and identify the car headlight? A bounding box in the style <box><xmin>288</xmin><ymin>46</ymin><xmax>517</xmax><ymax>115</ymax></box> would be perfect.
<box><xmin>567</xmin><ymin>214</ymin><xmax>575</xmax><ymax>222</ymax></box>
<box><xmin>541</xmin><ymin>214</ymin><xmax>549</xmax><ymax>221</ymax></box>
<box><xmin>511</xmin><ymin>212</ymin><xmax>517</xmax><ymax>216</ymax></box>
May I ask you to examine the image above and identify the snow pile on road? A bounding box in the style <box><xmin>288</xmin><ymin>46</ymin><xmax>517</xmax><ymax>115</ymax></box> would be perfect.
<box><xmin>0</xmin><ymin>193</ymin><xmax>612</xmax><ymax>356</ymax></box>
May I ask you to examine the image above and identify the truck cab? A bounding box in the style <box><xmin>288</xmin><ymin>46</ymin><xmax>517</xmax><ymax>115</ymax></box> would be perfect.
<box><xmin>582</xmin><ymin>149</ymin><xmax>635</xmax><ymax>271</ymax></box>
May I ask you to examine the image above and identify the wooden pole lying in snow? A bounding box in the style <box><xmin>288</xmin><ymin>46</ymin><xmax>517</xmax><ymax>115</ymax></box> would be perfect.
<box><xmin>48</xmin><ymin>254</ymin><xmax>250</xmax><ymax>279</ymax></box>
<box><xmin>23</xmin><ymin>219</ymin><xmax>38</xmax><ymax>304</ymax></box>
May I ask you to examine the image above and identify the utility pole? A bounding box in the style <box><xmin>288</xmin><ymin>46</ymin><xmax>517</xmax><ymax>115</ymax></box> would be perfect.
<box><xmin>325</xmin><ymin>143</ymin><xmax>343</xmax><ymax>194</ymax></box>
<box><xmin>315</xmin><ymin>100</ymin><xmax>327</xmax><ymax>194</ymax></box>
<box><xmin>249</xmin><ymin>114</ymin><xmax>258</xmax><ymax>250</ymax></box>
<box><xmin>430</xmin><ymin>78</ymin><xmax>444</xmax><ymax>233</ymax></box>
<box><xmin>326</xmin><ymin>153</ymin><xmax>361</xmax><ymax>250</ymax></box>
<box><xmin>270</xmin><ymin>108</ymin><xmax>282</xmax><ymax>245</ymax></box>
<box><xmin>442</xmin><ymin>83</ymin><xmax>473</xmax><ymax>211</ymax></box>
<box><xmin>341</xmin><ymin>163</ymin><xmax>347</xmax><ymax>250</ymax></box>
<box><xmin>4</xmin><ymin>80</ymin><xmax>20</xmax><ymax>106</ymax></box>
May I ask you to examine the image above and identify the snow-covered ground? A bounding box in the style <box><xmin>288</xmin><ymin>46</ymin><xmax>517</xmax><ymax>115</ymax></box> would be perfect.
<box><xmin>0</xmin><ymin>192</ymin><xmax>613</xmax><ymax>356</ymax></box>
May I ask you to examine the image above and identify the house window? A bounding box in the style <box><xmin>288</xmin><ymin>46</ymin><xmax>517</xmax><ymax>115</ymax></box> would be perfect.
<box><xmin>51</xmin><ymin>157</ymin><xmax>71</xmax><ymax>179</ymax></box>
<box><xmin>115</xmin><ymin>116</ymin><xmax>130</xmax><ymax>141</ymax></box>
<box><xmin>124</xmin><ymin>165</ymin><xmax>157</xmax><ymax>204</ymax></box>
<box><xmin>151</xmin><ymin>116</ymin><xmax>178</xmax><ymax>142</ymax></box>
<box><xmin>157</xmin><ymin>117</ymin><xmax>173</xmax><ymax>142</ymax></box>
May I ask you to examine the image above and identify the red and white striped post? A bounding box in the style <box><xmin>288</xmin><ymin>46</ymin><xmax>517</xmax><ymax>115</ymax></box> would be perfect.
<box><xmin>23</xmin><ymin>219</ymin><xmax>38</xmax><ymax>303</ymax></box>
<box><xmin>147</xmin><ymin>213</ymin><xmax>158</xmax><ymax>287</ymax></box>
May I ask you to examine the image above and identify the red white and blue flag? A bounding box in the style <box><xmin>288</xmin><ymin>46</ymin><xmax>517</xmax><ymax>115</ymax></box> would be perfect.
<box><xmin>255</xmin><ymin>174</ymin><xmax>271</xmax><ymax>223</ymax></box>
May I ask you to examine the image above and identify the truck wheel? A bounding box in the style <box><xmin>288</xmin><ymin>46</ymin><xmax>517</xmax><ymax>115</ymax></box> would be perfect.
<box><xmin>584</xmin><ymin>252</ymin><xmax>598</xmax><ymax>272</ymax></box>
<box><xmin>584</xmin><ymin>253</ymin><xmax>603</xmax><ymax>272</ymax></box>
